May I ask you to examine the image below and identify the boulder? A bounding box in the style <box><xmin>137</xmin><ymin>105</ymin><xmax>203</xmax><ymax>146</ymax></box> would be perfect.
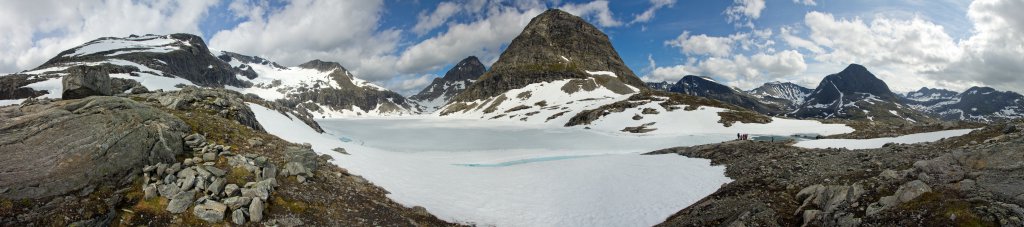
<box><xmin>249</xmin><ymin>198</ymin><xmax>264</xmax><ymax>222</ymax></box>
<box><xmin>224</xmin><ymin>196</ymin><xmax>252</xmax><ymax>210</ymax></box>
<box><xmin>193</xmin><ymin>200</ymin><xmax>228</xmax><ymax>223</ymax></box>
<box><xmin>61</xmin><ymin>65</ymin><xmax>113</xmax><ymax>99</ymax></box>
<box><xmin>283</xmin><ymin>144</ymin><xmax>318</xmax><ymax>175</ymax></box>
<box><xmin>0</xmin><ymin>96</ymin><xmax>188</xmax><ymax>199</ymax></box>
<box><xmin>232</xmin><ymin>208</ymin><xmax>247</xmax><ymax>224</ymax></box>
<box><xmin>166</xmin><ymin>191</ymin><xmax>195</xmax><ymax>214</ymax></box>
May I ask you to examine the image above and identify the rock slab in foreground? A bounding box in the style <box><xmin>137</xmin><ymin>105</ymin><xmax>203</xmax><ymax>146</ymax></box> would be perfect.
<box><xmin>0</xmin><ymin>96</ymin><xmax>188</xmax><ymax>199</ymax></box>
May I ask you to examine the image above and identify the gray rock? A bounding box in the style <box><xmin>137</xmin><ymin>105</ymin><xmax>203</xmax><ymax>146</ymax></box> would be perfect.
<box><xmin>224</xmin><ymin>196</ymin><xmax>252</xmax><ymax>210</ymax></box>
<box><xmin>166</xmin><ymin>191</ymin><xmax>195</xmax><ymax>214</ymax></box>
<box><xmin>0</xmin><ymin>96</ymin><xmax>188</xmax><ymax>199</ymax></box>
<box><xmin>158</xmin><ymin>184</ymin><xmax>180</xmax><ymax>198</ymax></box>
<box><xmin>260</xmin><ymin>163</ymin><xmax>277</xmax><ymax>181</ymax></box>
<box><xmin>167</xmin><ymin>163</ymin><xmax>182</xmax><ymax>175</ymax></box>
<box><xmin>205</xmin><ymin>166</ymin><xmax>226</xmax><ymax>177</ymax></box>
<box><xmin>297</xmin><ymin>175</ymin><xmax>306</xmax><ymax>183</ymax></box>
<box><xmin>143</xmin><ymin>184</ymin><xmax>158</xmax><ymax>200</ymax></box>
<box><xmin>177</xmin><ymin>167</ymin><xmax>197</xmax><ymax>179</ymax></box>
<box><xmin>193</xmin><ymin>200</ymin><xmax>228</xmax><ymax>223</ymax></box>
<box><xmin>232</xmin><ymin>208</ymin><xmax>247</xmax><ymax>224</ymax></box>
<box><xmin>163</xmin><ymin>174</ymin><xmax>177</xmax><ymax>185</ymax></box>
<box><xmin>179</xmin><ymin>175</ymin><xmax>196</xmax><ymax>192</ymax></box>
<box><xmin>249</xmin><ymin>198</ymin><xmax>264</xmax><ymax>222</ymax></box>
<box><xmin>802</xmin><ymin>209</ymin><xmax>820</xmax><ymax>226</ymax></box>
<box><xmin>282</xmin><ymin>162</ymin><xmax>310</xmax><ymax>177</ymax></box>
<box><xmin>284</xmin><ymin>145</ymin><xmax>318</xmax><ymax>174</ymax></box>
<box><xmin>224</xmin><ymin>184</ymin><xmax>240</xmax><ymax>197</ymax></box>
<box><xmin>206</xmin><ymin>178</ymin><xmax>225</xmax><ymax>196</ymax></box>
<box><xmin>156</xmin><ymin>163</ymin><xmax>168</xmax><ymax>177</ymax></box>
<box><xmin>61</xmin><ymin>65</ymin><xmax>113</xmax><ymax>99</ymax></box>
<box><xmin>143</xmin><ymin>165</ymin><xmax>158</xmax><ymax>173</ymax></box>
<box><xmin>895</xmin><ymin>180</ymin><xmax>932</xmax><ymax>203</ymax></box>
<box><xmin>202</xmin><ymin>152</ymin><xmax>217</xmax><ymax>162</ymax></box>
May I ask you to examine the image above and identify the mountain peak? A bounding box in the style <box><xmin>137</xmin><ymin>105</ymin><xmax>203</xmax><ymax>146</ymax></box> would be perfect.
<box><xmin>443</xmin><ymin>56</ymin><xmax>486</xmax><ymax>81</ymax></box>
<box><xmin>840</xmin><ymin>63</ymin><xmax>868</xmax><ymax>73</ymax></box>
<box><xmin>450</xmin><ymin>7</ymin><xmax>643</xmax><ymax>102</ymax></box>
<box><xmin>298</xmin><ymin>59</ymin><xmax>346</xmax><ymax>72</ymax></box>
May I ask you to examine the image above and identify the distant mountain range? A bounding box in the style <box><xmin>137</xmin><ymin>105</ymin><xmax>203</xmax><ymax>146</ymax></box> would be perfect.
<box><xmin>645</xmin><ymin>64</ymin><xmax>1024</xmax><ymax>123</ymax></box>
<box><xmin>409</xmin><ymin>56</ymin><xmax>485</xmax><ymax>112</ymax></box>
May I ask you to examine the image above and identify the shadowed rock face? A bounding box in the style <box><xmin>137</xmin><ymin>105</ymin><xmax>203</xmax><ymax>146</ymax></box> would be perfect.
<box><xmin>0</xmin><ymin>96</ymin><xmax>189</xmax><ymax>199</ymax></box>
<box><xmin>452</xmin><ymin>9</ymin><xmax>645</xmax><ymax>102</ymax></box>
<box><xmin>666</xmin><ymin>75</ymin><xmax>783</xmax><ymax>115</ymax></box>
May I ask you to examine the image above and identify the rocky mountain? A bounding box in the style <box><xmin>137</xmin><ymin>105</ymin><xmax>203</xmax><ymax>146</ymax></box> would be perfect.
<box><xmin>436</xmin><ymin>9</ymin><xmax>771</xmax><ymax>131</ymax></box>
<box><xmin>220</xmin><ymin>54</ymin><xmax>416</xmax><ymax>117</ymax></box>
<box><xmin>791</xmin><ymin>64</ymin><xmax>933</xmax><ymax>124</ymax></box>
<box><xmin>645</xmin><ymin>81</ymin><xmax>672</xmax><ymax>91</ymax></box>
<box><xmin>903</xmin><ymin>87</ymin><xmax>958</xmax><ymax>102</ymax></box>
<box><xmin>409</xmin><ymin>56</ymin><xmax>486</xmax><ymax>112</ymax></box>
<box><xmin>906</xmin><ymin>86</ymin><xmax>1024</xmax><ymax>122</ymax></box>
<box><xmin>438</xmin><ymin>9</ymin><xmax>645</xmax><ymax>121</ymax></box>
<box><xmin>748</xmin><ymin>81</ymin><xmax>812</xmax><ymax>111</ymax></box>
<box><xmin>0</xmin><ymin>33</ymin><xmax>414</xmax><ymax>117</ymax></box>
<box><xmin>446</xmin><ymin>9</ymin><xmax>644</xmax><ymax>105</ymax></box>
<box><xmin>660</xmin><ymin>75</ymin><xmax>783</xmax><ymax>115</ymax></box>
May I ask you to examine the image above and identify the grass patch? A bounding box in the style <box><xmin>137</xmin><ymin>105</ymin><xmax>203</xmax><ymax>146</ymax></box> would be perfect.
<box><xmin>226</xmin><ymin>166</ymin><xmax>253</xmax><ymax>185</ymax></box>
<box><xmin>273</xmin><ymin>197</ymin><xmax>308</xmax><ymax>213</ymax></box>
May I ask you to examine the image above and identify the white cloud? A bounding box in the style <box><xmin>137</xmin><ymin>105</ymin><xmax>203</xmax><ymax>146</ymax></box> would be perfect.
<box><xmin>559</xmin><ymin>0</ymin><xmax>623</xmax><ymax>27</ymax></box>
<box><xmin>793</xmin><ymin>0</ymin><xmax>816</xmax><ymax>6</ymax></box>
<box><xmin>0</xmin><ymin>0</ymin><xmax>218</xmax><ymax>73</ymax></box>
<box><xmin>645</xmin><ymin>50</ymin><xmax>807</xmax><ymax>89</ymax></box>
<box><xmin>937</xmin><ymin>0</ymin><xmax>1024</xmax><ymax>93</ymax></box>
<box><xmin>396</xmin><ymin>6</ymin><xmax>544</xmax><ymax>74</ymax></box>
<box><xmin>724</xmin><ymin>0</ymin><xmax>766</xmax><ymax>28</ymax></box>
<box><xmin>412</xmin><ymin>2</ymin><xmax>462</xmax><ymax>35</ymax></box>
<box><xmin>210</xmin><ymin>0</ymin><xmax>402</xmax><ymax>82</ymax></box>
<box><xmin>663</xmin><ymin>31</ymin><xmax>745</xmax><ymax>56</ymax></box>
<box><xmin>630</xmin><ymin>0</ymin><xmax>677</xmax><ymax>24</ymax></box>
<box><xmin>383</xmin><ymin>74</ymin><xmax>437</xmax><ymax>96</ymax></box>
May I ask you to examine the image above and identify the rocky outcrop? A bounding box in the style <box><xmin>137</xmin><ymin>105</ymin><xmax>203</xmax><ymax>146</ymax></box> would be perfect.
<box><xmin>651</xmin><ymin>122</ymin><xmax>1024</xmax><ymax>226</ymax></box>
<box><xmin>61</xmin><ymin>65</ymin><xmax>113</xmax><ymax>99</ymax></box>
<box><xmin>0</xmin><ymin>96</ymin><xmax>189</xmax><ymax>199</ymax></box>
<box><xmin>135</xmin><ymin>86</ymin><xmax>266</xmax><ymax>132</ymax></box>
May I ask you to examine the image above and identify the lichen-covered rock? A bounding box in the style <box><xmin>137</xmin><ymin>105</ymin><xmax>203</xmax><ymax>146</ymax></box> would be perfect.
<box><xmin>193</xmin><ymin>200</ymin><xmax>228</xmax><ymax>222</ymax></box>
<box><xmin>0</xmin><ymin>96</ymin><xmax>188</xmax><ymax>199</ymax></box>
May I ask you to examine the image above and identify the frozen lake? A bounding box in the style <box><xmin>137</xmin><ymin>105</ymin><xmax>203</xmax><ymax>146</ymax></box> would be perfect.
<box><xmin>316</xmin><ymin>118</ymin><xmax>735</xmax><ymax>227</ymax></box>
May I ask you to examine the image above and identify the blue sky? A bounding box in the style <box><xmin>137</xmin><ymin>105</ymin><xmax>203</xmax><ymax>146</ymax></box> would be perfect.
<box><xmin>1</xmin><ymin>0</ymin><xmax>1021</xmax><ymax>94</ymax></box>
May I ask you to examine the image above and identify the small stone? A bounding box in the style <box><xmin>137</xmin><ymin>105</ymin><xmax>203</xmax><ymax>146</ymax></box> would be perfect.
<box><xmin>203</xmin><ymin>152</ymin><xmax>217</xmax><ymax>162</ymax></box>
<box><xmin>249</xmin><ymin>198</ymin><xmax>264</xmax><ymax>222</ymax></box>
<box><xmin>232</xmin><ymin>208</ymin><xmax>247</xmax><ymax>224</ymax></box>
<box><xmin>143</xmin><ymin>165</ymin><xmax>157</xmax><ymax>173</ymax></box>
<box><xmin>224</xmin><ymin>184</ymin><xmax>240</xmax><ymax>197</ymax></box>
<box><xmin>260</xmin><ymin>164</ymin><xmax>277</xmax><ymax>181</ymax></box>
<box><xmin>163</xmin><ymin>174</ymin><xmax>177</xmax><ymax>185</ymax></box>
<box><xmin>205</xmin><ymin>166</ymin><xmax>227</xmax><ymax>177</ymax></box>
<box><xmin>223</xmin><ymin>196</ymin><xmax>252</xmax><ymax>210</ymax></box>
<box><xmin>143</xmin><ymin>184</ymin><xmax>158</xmax><ymax>200</ymax></box>
<box><xmin>167</xmin><ymin>163</ymin><xmax>182</xmax><ymax>175</ymax></box>
<box><xmin>156</xmin><ymin>163</ymin><xmax>169</xmax><ymax>176</ymax></box>
<box><xmin>297</xmin><ymin>175</ymin><xmax>306</xmax><ymax>183</ymax></box>
<box><xmin>193</xmin><ymin>200</ymin><xmax>227</xmax><ymax>223</ymax></box>
<box><xmin>206</xmin><ymin>178</ymin><xmax>226</xmax><ymax>196</ymax></box>
<box><xmin>184</xmin><ymin>159</ymin><xmax>194</xmax><ymax>166</ymax></box>
<box><xmin>158</xmin><ymin>184</ymin><xmax>181</xmax><ymax>198</ymax></box>
<box><xmin>166</xmin><ymin>191</ymin><xmax>195</xmax><ymax>214</ymax></box>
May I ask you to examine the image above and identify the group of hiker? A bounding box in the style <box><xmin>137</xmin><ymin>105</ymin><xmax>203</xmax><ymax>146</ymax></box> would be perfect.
<box><xmin>736</xmin><ymin>133</ymin><xmax>750</xmax><ymax>140</ymax></box>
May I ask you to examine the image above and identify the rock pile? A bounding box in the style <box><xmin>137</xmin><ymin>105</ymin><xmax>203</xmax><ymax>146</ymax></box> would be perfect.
<box><xmin>140</xmin><ymin>133</ymin><xmax>281</xmax><ymax>224</ymax></box>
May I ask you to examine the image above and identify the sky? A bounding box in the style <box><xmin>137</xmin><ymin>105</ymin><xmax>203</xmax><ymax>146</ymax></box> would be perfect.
<box><xmin>0</xmin><ymin>0</ymin><xmax>1021</xmax><ymax>95</ymax></box>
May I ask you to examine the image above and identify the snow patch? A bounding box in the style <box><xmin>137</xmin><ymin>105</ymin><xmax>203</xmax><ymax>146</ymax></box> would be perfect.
<box><xmin>793</xmin><ymin>129</ymin><xmax>975</xmax><ymax>149</ymax></box>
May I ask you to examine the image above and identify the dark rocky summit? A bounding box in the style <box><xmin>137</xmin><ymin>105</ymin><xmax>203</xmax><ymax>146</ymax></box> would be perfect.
<box><xmin>791</xmin><ymin>64</ymin><xmax>933</xmax><ymax>124</ymax></box>
<box><xmin>661</xmin><ymin>75</ymin><xmax>783</xmax><ymax>115</ymax></box>
<box><xmin>450</xmin><ymin>9</ymin><xmax>645</xmax><ymax>103</ymax></box>
<box><xmin>651</xmin><ymin>122</ymin><xmax>1024</xmax><ymax>226</ymax></box>
<box><xmin>410</xmin><ymin>56</ymin><xmax>486</xmax><ymax>111</ymax></box>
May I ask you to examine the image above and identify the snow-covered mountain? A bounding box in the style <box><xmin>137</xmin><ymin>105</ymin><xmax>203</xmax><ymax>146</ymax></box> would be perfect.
<box><xmin>649</xmin><ymin>75</ymin><xmax>783</xmax><ymax>115</ymax></box>
<box><xmin>748</xmin><ymin>81</ymin><xmax>812</xmax><ymax>111</ymax></box>
<box><xmin>409</xmin><ymin>56</ymin><xmax>485</xmax><ymax>112</ymax></box>
<box><xmin>903</xmin><ymin>87</ymin><xmax>958</xmax><ymax>102</ymax></box>
<box><xmin>906</xmin><ymin>86</ymin><xmax>1024</xmax><ymax>122</ymax></box>
<box><xmin>790</xmin><ymin>64</ymin><xmax>933</xmax><ymax>124</ymax></box>
<box><xmin>436</xmin><ymin>9</ymin><xmax>800</xmax><ymax>133</ymax></box>
<box><xmin>0</xmin><ymin>33</ymin><xmax>415</xmax><ymax>117</ymax></box>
